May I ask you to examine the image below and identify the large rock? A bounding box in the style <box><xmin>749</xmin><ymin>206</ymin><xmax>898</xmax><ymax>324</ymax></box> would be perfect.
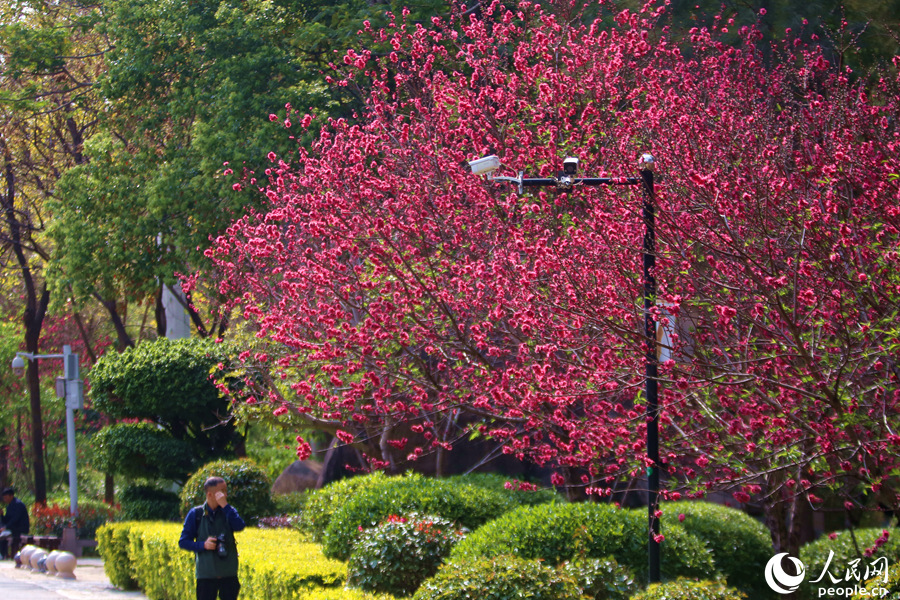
<box><xmin>271</xmin><ymin>460</ymin><xmax>324</xmax><ymax>495</ymax></box>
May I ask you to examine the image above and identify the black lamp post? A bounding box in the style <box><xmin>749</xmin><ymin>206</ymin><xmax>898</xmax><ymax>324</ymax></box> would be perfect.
<box><xmin>470</xmin><ymin>153</ymin><xmax>661</xmax><ymax>583</ymax></box>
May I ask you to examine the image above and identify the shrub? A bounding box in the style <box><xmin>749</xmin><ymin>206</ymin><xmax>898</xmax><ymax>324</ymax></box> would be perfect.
<box><xmin>299</xmin><ymin>588</ymin><xmax>396</xmax><ymax>600</ymax></box>
<box><xmin>450</xmin><ymin>502</ymin><xmax>715</xmax><ymax>582</ymax></box>
<box><xmin>118</xmin><ymin>484</ymin><xmax>181</xmax><ymax>522</ymax></box>
<box><xmin>347</xmin><ymin>513</ymin><xmax>467</xmax><ymax>596</ymax></box>
<box><xmin>557</xmin><ymin>556</ymin><xmax>639</xmax><ymax>600</ymax></box>
<box><xmin>179</xmin><ymin>458</ymin><xmax>274</xmax><ymax>522</ymax></box>
<box><xmin>852</xmin><ymin>562</ymin><xmax>898</xmax><ymax>600</ymax></box>
<box><xmin>322</xmin><ymin>472</ymin><xmax>547</xmax><ymax>560</ymax></box>
<box><xmin>98</xmin><ymin>521</ymin><xmax>347</xmax><ymax>600</ymax></box>
<box><xmin>628</xmin><ymin>579</ymin><xmax>747</xmax><ymax>600</ymax></box>
<box><xmin>299</xmin><ymin>472</ymin><xmax>390</xmax><ymax>542</ymax></box>
<box><xmin>800</xmin><ymin>528</ymin><xmax>900</xmax><ymax>600</ymax></box>
<box><xmin>91</xmin><ymin>422</ymin><xmax>196</xmax><ymax>482</ymax></box>
<box><xmin>31</xmin><ymin>499</ymin><xmax>120</xmax><ymax>538</ymax></box>
<box><xmin>413</xmin><ymin>555</ymin><xmax>583</xmax><ymax>600</ymax></box>
<box><xmin>446</xmin><ymin>472</ymin><xmax>563</xmax><ymax>506</ymax></box>
<box><xmin>665</xmin><ymin>502</ymin><xmax>773</xmax><ymax>598</ymax></box>
<box><xmin>96</xmin><ymin>521</ymin><xmax>140</xmax><ymax>590</ymax></box>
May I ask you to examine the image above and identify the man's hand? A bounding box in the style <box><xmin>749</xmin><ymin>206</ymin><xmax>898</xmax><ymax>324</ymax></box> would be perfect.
<box><xmin>203</xmin><ymin>536</ymin><xmax>218</xmax><ymax>551</ymax></box>
<box><xmin>215</xmin><ymin>491</ymin><xmax>228</xmax><ymax>507</ymax></box>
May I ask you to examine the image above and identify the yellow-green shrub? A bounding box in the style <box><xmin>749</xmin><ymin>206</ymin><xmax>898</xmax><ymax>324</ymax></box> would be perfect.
<box><xmin>97</xmin><ymin>521</ymin><xmax>141</xmax><ymax>590</ymax></box>
<box><xmin>98</xmin><ymin>521</ymin><xmax>348</xmax><ymax>600</ymax></box>
<box><xmin>238</xmin><ymin>529</ymin><xmax>347</xmax><ymax>599</ymax></box>
<box><xmin>298</xmin><ymin>588</ymin><xmax>396</xmax><ymax>600</ymax></box>
<box><xmin>128</xmin><ymin>523</ymin><xmax>193</xmax><ymax>600</ymax></box>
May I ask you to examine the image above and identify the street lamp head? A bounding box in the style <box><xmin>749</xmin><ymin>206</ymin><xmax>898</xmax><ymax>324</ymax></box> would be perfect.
<box><xmin>468</xmin><ymin>155</ymin><xmax>502</xmax><ymax>176</ymax></box>
<box><xmin>639</xmin><ymin>153</ymin><xmax>656</xmax><ymax>171</ymax></box>
<box><xmin>11</xmin><ymin>355</ymin><xmax>25</xmax><ymax>377</ymax></box>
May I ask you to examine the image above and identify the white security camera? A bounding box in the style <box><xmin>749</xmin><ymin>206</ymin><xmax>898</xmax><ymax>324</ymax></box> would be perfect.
<box><xmin>468</xmin><ymin>155</ymin><xmax>502</xmax><ymax>176</ymax></box>
<box><xmin>563</xmin><ymin>157</ymin><xmax>579</xmax><ymax>175</ymax></box>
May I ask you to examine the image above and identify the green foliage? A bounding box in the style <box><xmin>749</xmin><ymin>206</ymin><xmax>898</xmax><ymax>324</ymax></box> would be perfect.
<box><xmin>557</xmin><ymin>557</ymin><xmax>639</xmax><ymax>600</ymax></box>
<box><xmin>99</xmin><ymin>522</ymin><xmax>347</xmax><ymax>600</ymax></box>
<box><xmin>347</xmin><ymin>513</ymin><xmax>467</xmax><ymax>596</ymax></box>
<box><xmin>179</xmin><ymin>459</ymin><xmax>274</xmax><ymax>523</ymax></box>
<box><xmin>413</xmin><ymin>555</ymin><xmax>583</xmax><ymax>600</ymax></box>
<box><xmin>446</xmin><ymin>472</ymin><xmax>563</xmax><ymax>507</ymax></box>
<box><xmin>97</xmin><ymin>522</ymin><xmax>140</xmax><ymax>590</ymax></box>
<box><xmin>628</xmin><ymin>579</ymin><xmax>747</xmax><ymax>600</ymax></box>
<box><xmin>451</xmin><ymin>502</ymin><xmax>715</xmax><ymax>582</ymax></box>
<box><xmin>322</xmin><ymin>472</ymin><xmax>556</xmax><ymax>560</ymax></box>
<box><xmin>800</xmin><ymin>528</ymin><xmax>900</xmax><ymax>600</ymax></box>
<box><xmin>89</xmin><ymin>338</ymin><xmax>242</xmax><ymax>462</ymax></box>
<box><xmin>118</xmin><ymin>484</ymin><xmax>181</xmax><ymax>522</ymax></box>
<box><xmin>852</xmin><ymin>562</ymin><xmax>899</xmax><ymax>599</ymax></box>
<box><xmin>300</xmin><ymin>472</ymin><xmax>389</xmax><ymax>542</ymax></box>
<box><xmin>90</xmin><ymin>423</ymin><xmax>196</xmax><ymax>482</ymax></box>
<box><xmin>665</xmin><ymin>502</ymin><xmax>773</xmax><ymax>598</ymax></box>
<box><xmin>273</xmin><ymin>491</ymin><xmax>308</xmax><ymax>516</ymax></box>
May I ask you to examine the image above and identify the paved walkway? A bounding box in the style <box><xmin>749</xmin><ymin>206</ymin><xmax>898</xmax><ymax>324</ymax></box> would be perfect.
<box><xmin>0</xmin><ymin>558</ymin><xmax>149</xmax><ymax>600</ymax></box>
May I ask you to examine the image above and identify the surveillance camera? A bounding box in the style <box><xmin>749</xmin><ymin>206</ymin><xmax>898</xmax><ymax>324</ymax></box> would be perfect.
<box><xmin>468</xmin><ymin>155</ymin><xmax>501</xmax><ymax>176</ymax></box>
<box><xmin>563</xmin><ymin>157</ymin><xmax>579</xmax><ymax>175</ymax></box>
<box><xmin>11</xmin><ymin>355</ymin><xmax>25</xmax><ymax>377</ymax></box>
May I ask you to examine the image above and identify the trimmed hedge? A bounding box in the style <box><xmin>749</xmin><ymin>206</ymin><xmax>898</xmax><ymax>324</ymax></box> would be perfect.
<box><xmin>413</xmin><ymin>555</ymin><xmax>584</xmax><ymax>600</ymax></box>
<box><xmin>628</xmin><ymin>579</ymin><xmax>747</xmax><ymax>600</ymax></box>
<box><xmin>119</xmin><ymin>484</ymin><xmax>181</xmax><ymax>522</ymax></box>
<box><xmin>96</xmin><ymin>521</ymin><xmax>140</xmax><ymax>590</ymax></box>
<box><xmin>799</xmin><ymin>528</ymin><xmax>900</xmax><ymax>600</ymax></box>
<box><xmin>300</xmin><ymin>472</ymin><xmax>390</xmax><ymax>542</ymax></box>
<box><xmin>445</xmin><ymin>472</ymin><xmax>562</xmax><ymax>507</ymax></box>
<box><xmin>665</xmin><ymin>502</ymin><xmax>773</xmax><ymax>598</ymax></box>
<box><xmin>299</xmin><ymin>589</ymin><xmax>396</xmax><ymax>600</ymax></box>
<box><xmin>97</xmin><ymin>522</ymin><xmax>347</xmax><ymax>600</ymax></box>
<box><xmin>322</xmin><ymin>472</ymin><xmax>556</xmax><ymax>560</ymax></box>
<box><xmin>450</xmin><ymin>502</ymin><xmax>715</xmax><ymax>582</ymax></box>
<box><xmin>180</xmin><ymin>458</ymin><xmax>274</xmax><ymax>523</ymax></box>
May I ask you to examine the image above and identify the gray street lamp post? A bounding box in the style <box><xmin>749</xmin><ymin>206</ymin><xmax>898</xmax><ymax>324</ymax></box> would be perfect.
<box><xmin>470</xmin><ymin>154</ymin><xmax>661</xmax><ymax>583</ymax></box>
<box><xmin>12</xmin><ymin>345</ymin><xmax>84</xmax><ymax>517</ymax></box>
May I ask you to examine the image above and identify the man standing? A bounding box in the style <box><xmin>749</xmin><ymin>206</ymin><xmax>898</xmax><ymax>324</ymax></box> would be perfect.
<box><xmin>178</xmin><ymin>477</ymin><xmax>246</xmax><ymax>600</ymax></box>
<box><xmin>0</xmin><ymin>487</ymin><xmax>29</xmax><ymax>560</ymax></box>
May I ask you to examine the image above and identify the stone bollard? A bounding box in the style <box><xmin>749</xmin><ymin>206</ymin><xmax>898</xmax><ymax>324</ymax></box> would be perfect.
<box><xmin>55</xmin><ymin>551</ymin><xmax>77</xmax><ymax>580</ymax></box>
<box><xmin>45</xmin><ymin>550</ymin><xmax>61</xmax><ymax>575</ymax></box>
<box><xmin>18</xmin><ymin>544</ymin><xmax>36</xmax><ymax>569</ymax></box>
<box><xmin>29</xmin><ymin>548</ymin><xmax>47</xmax><ymax>572</ymax></box>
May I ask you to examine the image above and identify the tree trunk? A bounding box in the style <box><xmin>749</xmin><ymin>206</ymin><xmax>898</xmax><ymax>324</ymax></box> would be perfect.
<box><xmin>105</xmin><ymin>473</ymin><xmax>115</xmax><ymax>504</ymax></box>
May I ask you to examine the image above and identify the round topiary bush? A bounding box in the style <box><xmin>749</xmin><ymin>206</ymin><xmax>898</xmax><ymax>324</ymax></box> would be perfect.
<box><xmin>322</xmin><ymin>472</ymin><xmax>547</xmax><ymax>560</ymax></box>
<box><xmin>119</xmin><ymin>484</ymin><xmax>181</xmax><ymax>522</ymax></box>
<box><xmin>179</xmin><ymin>458</ymin><xmax>274</xmax><ymax>522</ymax></box>
<box><xmin>450</xmin><ymin>502</ymin><xmax>715</xmax><ymax>582</ymax></box>
<box><xmin>628</xmin><ymin>579</ymin><xmax>747</xmax><ymax>600</ymax></box>
<box><xmin>413</xmin><ymin>555</ymin><xmax>583</xmax><ymax>600</ymax></box>
<box><xmin>800</xmin><ymin>528</ymin><xmax>899</xmax><ymax>600</ymax></box>
<box><xmin>446</xmin><ymin>472</ymin><xmax>563</xmax><ymax>507</ymax></box>
<box><xmin>347</xmin><ymin>513</ymin><xmax>467</xmax><ymax>596</ymax></box>
<box><xmin>665</xmin><ymin>502</ymin><xmax>773</xmax><ymax>598</ymax></box>
<box><xmin>557</xmin><ymin>557</ymin><xmax>639</xmax><ymax>600</ymax></box>
<box><xmin>300</xmin><ymin>472</ymin><xmax>390</xmax><ymax>542</ymax></box>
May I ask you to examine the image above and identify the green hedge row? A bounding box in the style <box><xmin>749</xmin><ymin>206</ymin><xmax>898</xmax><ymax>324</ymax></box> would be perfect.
<box><xmin>97</xmin><ymin>522</ymin><xmax>354</xmax><ymax>600</ymax></box>
<box><xmin>450</xmin><ymin>502</ymin><xmax>716</xmax><ymax>583</ymax></box>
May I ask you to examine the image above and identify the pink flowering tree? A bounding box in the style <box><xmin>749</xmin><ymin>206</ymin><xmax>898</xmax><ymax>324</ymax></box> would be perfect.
<box><xmin>204</xmin><ymin>0</ymin><xmax>900</xmax><ymax>554</ymax></box>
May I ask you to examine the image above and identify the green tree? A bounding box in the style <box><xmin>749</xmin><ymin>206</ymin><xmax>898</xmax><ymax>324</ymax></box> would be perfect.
<box><xmin>88</xmin><ymin>338</ymin><xmax>243</xmax><ymax>465</ymax></box>
<box><xmin>0</xmin><ymin>0</ymin><xmax>105</xmax><ymax>503</ymax></box>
